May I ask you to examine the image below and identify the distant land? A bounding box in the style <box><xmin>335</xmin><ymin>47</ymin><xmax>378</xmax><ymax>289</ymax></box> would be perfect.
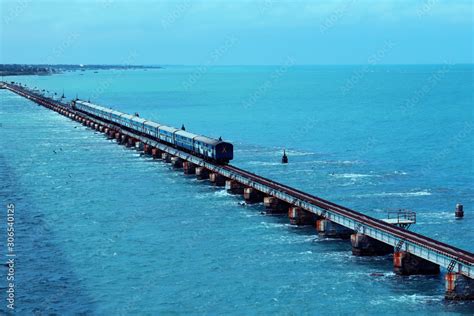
<box><xmin>0</xmin><ymin>64</ymin><xmax>162</xmax><ymax>76</ymax></box>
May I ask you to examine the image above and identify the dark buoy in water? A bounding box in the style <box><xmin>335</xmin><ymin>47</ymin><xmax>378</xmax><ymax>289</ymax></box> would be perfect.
<box><xmin>455</xmin><ymin>203</ymin><xmax>464</xmax><ymax>219</ymax></box>
<box><xmin>282</xmin><ymin>150</ymin><xmax>288</xmax><ymax>164</ymax></box>
<box><xmin>181</xmin><ymin>124</ymin><xmax>186</xmax><ymax>131</ymax></box>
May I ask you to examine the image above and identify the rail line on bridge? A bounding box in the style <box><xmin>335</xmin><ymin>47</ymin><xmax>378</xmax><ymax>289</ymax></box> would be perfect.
<box><xmin>2</xmin><ymin>81</ymin><xmax>473</xmax><ymax>300</ymax></box>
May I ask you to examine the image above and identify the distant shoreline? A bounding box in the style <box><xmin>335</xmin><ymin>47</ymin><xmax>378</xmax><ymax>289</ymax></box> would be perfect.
<box><xmin>0</xmin><ymin>64</ymin><xmax>162</xmax><ymax>77</ymax></box>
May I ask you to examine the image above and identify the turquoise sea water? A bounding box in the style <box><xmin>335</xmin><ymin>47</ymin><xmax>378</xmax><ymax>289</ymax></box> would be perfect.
<box><xmin>0</xmin><ymin>65</ymin><xmax>473</xmax><ymax>314</ymax></box>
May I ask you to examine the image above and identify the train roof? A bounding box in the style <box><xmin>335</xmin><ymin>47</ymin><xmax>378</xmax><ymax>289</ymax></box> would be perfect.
<box><xmin>120</xmin><ymin>113</ymin><xmax>136</xmax><ymax>120</ymax></box>
<box><xmin>109</xmin><ymin>110</ymin><xmax>124</xmax><ymax>116</ymax></box>
<box><xmin>144</xmin><ymin>121</ymin><xmax>161</xmax><ymax>128</ymax></box>
<box><xmin>76</xmin><ymin>100</ymin><xmax>103</xmax><ymax>109</ymax></box>
<box><xmin>130</xmin><ymin>116</ymin><xmax>147</xmax><ymax>124</ymax></box>
<box><xmin>159</xmin><ymin>125</ymin><xmax>179</xmax><ymax>133</ymax></box>
<box><xmin>98</xmin><ymin>107</ymin><xmax>114</xmax><ymax>114</ymax></box>
<box><xmin>194</xmin><ymin>135</ymin><xmax>221</xmax><ymax>146</ymax></box>
<box><xmin>175</xmin><ymin>130</ymin><xmax>199</xmax><ymax>139</ymax></box>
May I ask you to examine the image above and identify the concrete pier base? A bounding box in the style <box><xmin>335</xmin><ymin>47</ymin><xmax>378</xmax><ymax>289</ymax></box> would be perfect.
<box><xmin>196</xmin><ymin>167</ymin><xmax>210</xmax><ymax>180</ymax></box>
<box><xmin>316</xmin><ymin>219</ymin><xmax>353</xmax><ymax>239</ymax></box>
<box><xmin>151</xmin><ymin>148</ymin><xmax>161</xmax><ymax>159</ymax></box>
<box><xmin>209</xmin><ymin>173</ymin><xmax>226</xmax><ymax>186</ymax></box>
<box><xmin>244</xmin><ymin>188</ymin><xmax>264</xmax><ymax>204</ymax></box>
<box><xmin>288</xmin><ymin>207</ymin><xmax>318</xmax><ymax>225</ymax></box>
<box><xmin>445</xmin><ymin>273</ymin><xmax>474</xmax><ymax>300</ymax></box>
<box><xmin>183</xmin><ymin>162</ymin><xmax>196</xmax><ymax>175</ymax></box>
<box><xmin>171</xmin><ymin>157</ymin><xmax>183</xmax><ymax>168</ymax></box>
<box><xmin>350</xmin><ymin>233</ymin><xmax>393</xmax><ymax>256</ymax></box>
<box><xmin>161</xmin><ymin>152</ymin><xmax>171</xmax><ymax>163</ymax></box>
<box><xmin>263</xmin><ymin>197</ymin><xmax>289</xmax><ymax>214</ymax></box>
<box><xmin>393</xmin><ymin>251</ymin><xmax>440</xmax><ymax>275</ymax></box>
<box><xmin>225</xmin><ymin>180</ymin><xmax>245</xmax><ymax>194</ymax></box>
<box><xmin>135</xmin><ymin>141</ymin><xmax>144</xmax><ymax>151</ymax></box>
<box><xmin>120</xmin><ymin>135</ymin><xmax>128</xmax><ymax>145</ymax></box>
<box><xmin>115</xmin><ymin>132</ymin><xmax>121</xmax><ymax>141</ymax></box>
<box><xmin>126</xmin><ymin>138</ymin><xmax>135</xmax><ymax>147</ymax></box>
<box><xmin>143</xmin><ymin>144</ymin><xmax>152</xmax><ymax>155</ymax></box>
<box><xmin>99</xmin><ymin>126</ymin><xmax>104</xmax><ymax>132</ymax></box>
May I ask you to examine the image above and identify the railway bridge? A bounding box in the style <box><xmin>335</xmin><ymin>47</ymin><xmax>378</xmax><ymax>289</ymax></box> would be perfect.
<box><xmin>2</xmin><ymin>81</ymin><xmax>473</xmax><ymax>300</ymax></box>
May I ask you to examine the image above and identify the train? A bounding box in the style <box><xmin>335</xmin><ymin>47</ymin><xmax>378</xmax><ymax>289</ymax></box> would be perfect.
<box><xmin>71</xmin><ymin>100</ymin><xmax>234</xmax><ymax>164</ymax></box>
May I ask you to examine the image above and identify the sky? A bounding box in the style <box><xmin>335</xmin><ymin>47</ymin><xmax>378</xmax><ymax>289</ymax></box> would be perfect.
<box><xmin>0</xmin><ymin>0</ymin><xmax>473</xmax><ymax>65</ymax></box>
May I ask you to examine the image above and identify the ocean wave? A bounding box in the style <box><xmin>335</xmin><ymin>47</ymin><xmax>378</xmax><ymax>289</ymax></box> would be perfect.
<box><xmin>314</xmin><ymin>159</ymin><xmax>361</xmax><ymax>165</ymax></box>
<box><xmin>213</xmin><ymin>190</ymin><xmax>230</xmax><ymax>197</ymax></box>
<box><xmin>331</xmin><ymin>173</ymin><xmax>378</xmax><ymax>179</ymax></box>
<box><xmin>356</xmin><ymin>190</ymin><xmax>432</xmax><ymax>198</ymax></box>
<box><xmin>388</xmin><ymin>294</ymin><xmax>443</xmax><ymax>304</ymax></box>
<box><xmin>392</xmin><ymin>170</ymin><xmax>408</xmax><ymax>175</ymax></box>
<box><xmin>247</xmin><ymin>161</ymin><xmax>285</xmax><ymax>166</ymax></box>
<box><xmin>272</xmin><ymin>150</ymin><xmax>316</xmax><ymax>157</ymax></box>
<box><xmin>370</xmin><ymin>293</ymin><xmax>443</xmax><ymax>306</ymax></box>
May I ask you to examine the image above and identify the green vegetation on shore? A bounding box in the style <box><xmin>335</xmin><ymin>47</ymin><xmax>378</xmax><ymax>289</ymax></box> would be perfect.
<box><xmin>0</xmin><ymin>64</ymin><xmax>162</xmax><ymax>76</ymax></box>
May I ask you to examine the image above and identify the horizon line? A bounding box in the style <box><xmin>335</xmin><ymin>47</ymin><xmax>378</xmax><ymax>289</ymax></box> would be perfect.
<box><xmin>1</xmin><ymin>62</ymin><xmax>473</xmax><ymax>67</ymax></box>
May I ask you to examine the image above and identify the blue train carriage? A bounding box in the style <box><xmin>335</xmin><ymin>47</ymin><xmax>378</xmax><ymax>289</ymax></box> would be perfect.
<box><xmin>109</xmin><ymin>110</ymin><xmax>124</xmax><ymax>125</ymax></box>
<box><xmin>99</xmin><ymin>107</ymin><xmax>115</xmax><ymax>121</ymax></box>
<box><xmin>194</xmin><ymin>136</ymin><xmax>234</xmax><ymax>163</ymax></box>
<box><xmin>158</xmin><ymin>125</ymin><xmax>179</xmax><ymax>145</ymax></box>
<box><xmin>174</xmin><ymin>130</ymin><xmax>198</xmax><ymax>151</ymax></box>
<box><xmin>143</xmin><ymin>121</ymin><xmax>161</xmax><ymax>138</ymax></box>
<box><xmin>118</xmin><ymin>113</ymin><xmax>137</xmax><ymax>129</ymax></box>
<box><xmin>129</xmin><ymin>116</ymin><xmax>148</xmax><ymax>134</ymax></box>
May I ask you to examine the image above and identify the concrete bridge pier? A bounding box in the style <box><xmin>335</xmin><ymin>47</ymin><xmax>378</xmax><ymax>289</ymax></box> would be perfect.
<box><xmin>135</xmin><ymin>141</ymin><xmax>144</xmax><ymax>151</ymax></box>
<box><xmin>244</xmin><ymin>188</ymin><xmax>264</xmax><ymax>204</ymax></box>
<box><xmin>161</xmin><ymin>152</ymin><xmax>171</xmax><ymax>163</ymax></box>
<box><xmin>143</xmin><ymin>144</ymin><xmax>152</xmax><ymax>155</ymax></box>
<box><xmin>114</xmin><ymin>132</ymin><xmax>121</xmax><ymax>141</ymax></box>
<box><xmin>126</xmin><ymin>138</ymin><xmax>136</xmax><ymax>147</ymax></box>
<box><xmin>445</xmin><ymin>273</ymin><xmax>474</xmax><ymax>300</ymax></box>
<box><xmin>225</xmin><ymin>180</ymin><xmax>245</xmax><ymax>194</ymax></box>
<box><xmin>120</xmin><ymin>135</ymin><xmax>128</xmax><ymax>145</ymax></box>
<box><xmin>393</xmin><ymin>251</ymin><xmax>440</xmax><ymax>275</ymax></box>
<box><xmin>263</xmin><ymin>197</ymin><xmax>289</xmax><ymax>214</ymax></box>
<box><xmin>350</xmin><ymin>233</ymin><xmax>393</xmax><ymax>256</ymax></box>
<box><xmin>183</xmin><ymin>161</ymin><xmax>196</xmax><ymax>174</ymax></box>
<box><xmin>209</xmin><ymin>173</ymin><xmax>227</xmax><ymax>186</ymax></box>
<box><xmin>151</xmin><ymin>148</ymin><xmax>161</xmax><ymax>159</ymax></box>
<box><xmin>196</xmin><ymin>167</ymin><xmax>210</xmax><ymax>180</ymax></box>
<box><xmin>171</xmin><ymin>157</ymin><xmax>183</xmax><ymax>168</ymax></box>
<box><xmin>316</xmin><ymin>219</ymin><xmax>353</xmax><ymax>239</ymax></box>
<box><xmin>288</xmin><ymin>207</ymin><xmax>318</xmax><ymax>225</ymax></box>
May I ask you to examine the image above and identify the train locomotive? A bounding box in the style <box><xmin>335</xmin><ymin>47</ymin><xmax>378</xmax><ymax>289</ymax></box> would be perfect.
<box><xmin>72</xmin><ymin>100</ymin><xmax>233</xmax><ymax>164</ymax></box>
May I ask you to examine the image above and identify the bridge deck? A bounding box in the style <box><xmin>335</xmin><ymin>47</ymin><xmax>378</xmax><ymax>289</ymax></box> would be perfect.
<box><xmin>3</xmin><ymin>82</ymin><xmax>473</xmax><ymax>279</ymax></box>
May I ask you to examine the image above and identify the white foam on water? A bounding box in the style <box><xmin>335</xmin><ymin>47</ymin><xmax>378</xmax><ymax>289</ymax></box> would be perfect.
<box><xmin>213</xmin><ymin>190</ymin><xmax>230</xmax><ymax>198</ymax></box>
<box><xmin>355</xmin><ymin>190</ymin><xmax>432</xmax><ymax>198</ymax></box>
<box><xmin>388</xmin><ymin>294</ymin><xmax>444</xmax><ymax>304</ymax></box>
<box><xmin>247</xmin><ymin>161</ymin><xmax>285</xmax><ymax>166</ymax></box>
<box><xmin>313</xmin><ymin>159</ymin><xmax>361</xmax><ymax>165</ymax></box>
<box><xmin>393</xmin><ymin>170</ymin><xmax>408</xmax><ymax>175</ymax></box>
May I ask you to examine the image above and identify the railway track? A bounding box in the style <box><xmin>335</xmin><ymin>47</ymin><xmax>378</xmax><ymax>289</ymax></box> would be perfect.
<box><xmin>224</xmin><ymin>165</ymin><xmax>474</xmax><ymax>264</ymax></box>
<box><xmin>4</xmin><ymin>82</ymin><xmax>474</xmax><ymax>278</ymax></box>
